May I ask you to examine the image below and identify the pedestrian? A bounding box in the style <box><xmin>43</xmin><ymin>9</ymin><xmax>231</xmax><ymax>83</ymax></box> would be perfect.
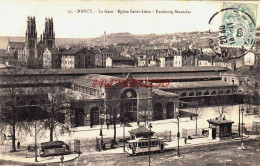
<box><xmin>137</xmin><ymin>120</ymin><xmax>140</xmax><ymax>126</ymax></box>
<box><xmin>27</xmin><ymin>145</ymin><xmax>31</xmax><ymax>151</ymax></box>
<box><xmin>100</xmin><ymin>129</ymin><xmax>103</xmax><ymax>136</ymax></box>
<box><xmin>184</xmin><ymin>137</ymin><xmax>187</xmax><ymax>144</ymax></box>
<box><xmin>107</xmin><ymin>123</ymin><xmax>109</xmax><ymax>129</ymax></box>
<box><xmin>60</xmin><ymin>154</ymin><xmax>64</xmax><ymax>166</ymax></box>
<box><xmin>161</xmin><ymin>143</ymin><xmax>164</xmax><ymax>151</ymax></box>
<box><xmin>190</xmin><ymin>115</ymin><xmax>193</xmax><ymax>120</ymax></box>
<box><xmin>17</xmin><ymin>141</ymin><xmax>20</xmax><ymax>149</ymax></box>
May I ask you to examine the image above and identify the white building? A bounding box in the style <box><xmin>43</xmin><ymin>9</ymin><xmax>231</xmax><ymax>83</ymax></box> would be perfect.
<box><xmin>244</xmin><ymin>52</ymin><xmax>255</xmax><ymax>66</ymax></box>
<box><xmin>173</xmin><ymin>54</ymin><xmax>182</xmax><ymax>67</ymax></box>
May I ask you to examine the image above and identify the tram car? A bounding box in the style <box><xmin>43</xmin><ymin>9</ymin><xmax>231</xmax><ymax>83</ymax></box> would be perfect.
<box><xmin>126</xmin><ymin>137</ymin><xmax>165</xmax><ymax>155</ymax></box>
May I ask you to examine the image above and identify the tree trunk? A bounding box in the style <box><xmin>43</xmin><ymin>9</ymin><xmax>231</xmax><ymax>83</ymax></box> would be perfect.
<box><xmin>196</xmin><ymin>117</ymin><xmax>197</xmax><ymax>136</ymax></box>
<box><xmin>113</xmin><ymin>119</ymin><xmax>116</xmax><ymax>143</ymax></box>
<box><xmin>50</xmin><ymin>105</ymin><xmax>54</xmax><ymax>142</ymax></box>
<box><xmin>12</xmin><ymin>123</ymin><xmax>16</xmax><ymax>152</ymax></box>
<box><xmin>50</xmin><ymin>126</ymin><xmax>53</xmax><ymax>142</ymax></box>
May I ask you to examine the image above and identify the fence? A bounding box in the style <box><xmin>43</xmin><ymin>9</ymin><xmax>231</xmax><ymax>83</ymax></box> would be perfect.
<box><xmin>182</xmin><ymin>128</ymin><xmax>208</xmax><ymax>138</ymax></box>
<box><xmin>154</xmin><ymin>130</ymin><xmax>173</xmax><ymax>141</ymax></box>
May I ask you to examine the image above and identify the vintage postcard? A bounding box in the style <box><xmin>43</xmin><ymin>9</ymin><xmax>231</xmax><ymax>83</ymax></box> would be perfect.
<box><xmin>0</xmin><ymin>0</ymin><xmax>260</xmax><ymax>166</ymax></box>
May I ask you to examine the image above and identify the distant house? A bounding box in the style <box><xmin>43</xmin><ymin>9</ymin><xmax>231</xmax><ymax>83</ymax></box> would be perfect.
<box><xmin>243</xmin><ymin>52</ymin><xmax>255</xmax><ymax>66</ymax></box>
<box><xmin>7</xmin><ymin>41</ymin><xmax>25</xmax><ymax>60</ymax></box>
<box><xmin>0</xmin><ymin>49</ymin><xmax>9</xmax><ymax>66</ymax></box>
<box><xmin>196</xmin><ymin>56</ymin><xmax>211</xmax><ymax>67</ymax></box>
<box><xmin>159</xmin><ymin>55</ymin><xmax>174</xmax><ymax>67</ymax></box>
<box><xmin>137</xmin><ymin>55</ymin><xmax>148</xmax><ymax>67</ymax></box>
<box><xmin>181</xmin><ymin>49</ymin><xmax>197</xmax><ymax>67</ymax></box>
<box><xmin>61</xmin><ymin>48</ymin><xmax>95</xmax><ymax>69</ymax></box>
<box><xmin>106</xmin><ymin>57</ymin><xmax>134</xmax><ymax>68</ymax></box>
<box><xmin>43</xmin><ymin>48</ymin><xmax>62</xmax><ymax>68</ymax></box>
<box><xmin>209</xmin><ymin>57</ymin><xmax>227</xmax><ymax>67</ymax></box>
<box><xmin>94</xmin><ymin>48</ymin><xmax>120</xmax><ymax>68</ymax></box>
<box><xmin>173</xmin><ymin>54</ymin><xmax>182</xmax><ymax>67</ymax></box>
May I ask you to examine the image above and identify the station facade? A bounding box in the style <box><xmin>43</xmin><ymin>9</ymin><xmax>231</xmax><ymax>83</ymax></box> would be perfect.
<box><xmin>69</xmin><ymin>74</ymin><xmax>179</xmax><ymax>127</ymax></box>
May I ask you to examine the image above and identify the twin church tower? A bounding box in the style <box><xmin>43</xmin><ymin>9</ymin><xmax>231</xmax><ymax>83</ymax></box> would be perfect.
<box><xmin>24</xmin><ymin>16</ymin><xmax>55</xmax><ymax>62</ymax></box>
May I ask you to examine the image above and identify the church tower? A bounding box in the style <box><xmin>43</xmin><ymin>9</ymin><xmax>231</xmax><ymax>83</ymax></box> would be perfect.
<box><xmin>43</xmin><ymin>17</ymin><xmax>55</xmax><ymax>48</ymax></box>
<box><xmin>25</xmin><ymin>16</ymin><xmax>37</xmax><ymax>61</ymax></box>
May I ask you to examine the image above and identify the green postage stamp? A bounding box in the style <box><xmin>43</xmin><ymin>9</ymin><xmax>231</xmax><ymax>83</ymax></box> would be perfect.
<box><xmin>220</xmin><ymin>2</ymin><xmax>257</xmax><ymax>48</ymax></box>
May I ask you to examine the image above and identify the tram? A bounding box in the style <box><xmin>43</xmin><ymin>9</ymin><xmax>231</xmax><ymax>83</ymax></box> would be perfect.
<box><xmin>126</xmin><ymin>137</ymin><xmax>165</xmax><ymax>155</ymax></box>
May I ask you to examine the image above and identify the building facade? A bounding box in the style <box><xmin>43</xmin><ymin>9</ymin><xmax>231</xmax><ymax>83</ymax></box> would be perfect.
<box><xmin>61</xmin><ymin>48</ymin><xmax>95</xmax><ymax>69</ymax></box>
<box><xmin>69</xmin><ymin>74</ymin><xmax>179</xmax><ymax>127</ymax></box>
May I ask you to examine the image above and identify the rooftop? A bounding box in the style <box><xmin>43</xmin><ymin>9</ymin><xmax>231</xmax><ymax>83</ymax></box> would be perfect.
<box><xmin>207</xmin><ymin>116</ymin><xmax>234</xmax><ymax>125</ymax></box>
<box><xmin>109</xmin><ymin>57</ymin><xmax>133</xmax><ymax>61</ymax></box>
<box><xmin>152</xmin><ymin>89</ymin><xmax>178</xmax><ymax>97</ymax></box>
<box><xmin>71</xmin><ymin>74</ymin><xmax>120</xmax><ymax>89</ymax></box>
<box><xmin>8</xmin><ymin>41</ymin><xmax>25</xmax><ymax>49</ymax></box>
<box><xmin>0</xmin><ymin>66</ymin><xmax>228</xmax><ymax>76</ymax></box>
<box><xmin>158</xmin><ymin>80</ymin><xmax>237</xmax><ymax>90</ymax></box>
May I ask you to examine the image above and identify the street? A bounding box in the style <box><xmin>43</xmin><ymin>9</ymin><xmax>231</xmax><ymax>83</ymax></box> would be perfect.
<box><xmin>50</xmin><ymin>139</ymin><xmax>260</xmax><ymax>166</ymax></box>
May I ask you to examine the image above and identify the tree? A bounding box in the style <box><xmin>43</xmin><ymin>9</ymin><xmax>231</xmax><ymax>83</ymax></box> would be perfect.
<box><xmin>189</xmin><ymin>102</ymin><xmax>204</xmax><ymax>136</ymax></box>
<box><xmin>32</xmin><ymin>69</ymin><xmax>71</xmax><ymax>142</ymax></box>
<box><xmin>191</xmin><ymin>105</ymin><xmax>204</xmax><ymax>136</ymax></box>
<box><xmin>0</xmin><ymin>68</ymin><xmax>29</xmax><ymax>151</ymax></box>
<box><xmin>105</xmin><ymin>100</ymin><xmax>121</xmax><ymax>143</ymax></box>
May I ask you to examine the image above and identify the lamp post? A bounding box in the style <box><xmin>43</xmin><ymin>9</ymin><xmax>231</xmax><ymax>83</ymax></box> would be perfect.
<box><xmin>148</xmin><ymin>123</ymin><xmax>152</xmax><ymax>166</ymax></box>
<box><xmin>238</xmin><ymin>105</ymin><xmax>241</xmax><ymax>137</ymax></box>
<box><xmin>100</xmin><ymin>113</ymin><xmax>105</xmax><ymax>149</ymax></box>
<box><xmin>34</xmin><ymin>120</ymin><xmax>37</xmax><ymax>162</ymax></box>
<box><xmin>241</xmin><ymin>107</ymin><xmax>244</xmax><ymax>143</ymax></box>
<box><xmin>123</xmin><ymin>116</ymin><xmax>125</xmax><ymax>152</ymax></box>
<box><xmin>177</xmin><ymin>114</ymin><xmax>180</xmax><ymax>158</ymax></box>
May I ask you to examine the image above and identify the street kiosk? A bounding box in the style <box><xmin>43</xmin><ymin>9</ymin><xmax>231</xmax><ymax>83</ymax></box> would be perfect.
<box><xmin>207</xmin><ymin>115</ymin><xmax>234</xmax><ymax>141</ymax></box>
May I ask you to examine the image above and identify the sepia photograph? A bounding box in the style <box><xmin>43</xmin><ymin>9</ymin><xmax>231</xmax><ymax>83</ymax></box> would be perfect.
<box><xmin>0</xmin><ymin>0</ymin><xmax>260</xmax><ymax>165</ymax></box>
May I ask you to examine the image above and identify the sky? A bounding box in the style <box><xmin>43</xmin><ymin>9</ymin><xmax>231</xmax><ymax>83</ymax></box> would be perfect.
<box><xmin>0</xmin><ymin>0</ymin><xmax>259</xmax><ymax>38</ymax></box>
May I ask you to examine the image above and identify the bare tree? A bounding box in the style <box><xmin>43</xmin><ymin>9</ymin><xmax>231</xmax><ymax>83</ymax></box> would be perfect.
<box><xmin>190</xmin><ymin>106</ymin><xmax>204</xmax><ymax>136</ymax></box>
<box><xmin>0</xmin><ymin>68</ymin><xmax>29</xmax><ymax>151</ymax></box>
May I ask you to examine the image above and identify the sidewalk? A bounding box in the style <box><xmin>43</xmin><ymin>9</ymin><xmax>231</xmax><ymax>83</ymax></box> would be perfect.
<box><xmin>71</xmin><ymin>118</ymin><xmax>190</xmax><ymax>133</ymax></box>
<box><xmin>91</xmin><ymin>135</ymin><xmax>260</xmax><ymax>155</ymax></box>
<box><xmin>0</xmin><ymin>153</ymin><xmax>79</xmax><ymax>165</ymax></box>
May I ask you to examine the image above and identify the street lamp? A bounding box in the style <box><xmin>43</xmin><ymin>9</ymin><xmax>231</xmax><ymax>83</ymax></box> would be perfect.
<box><xmin>241</xmin><ymin>107</ymin><xmax>244</xmax><ymax>142</ymax></box>
<box><xmin>148</xmin><ymin>123</ymin><xmax>152</xmax><ymax>166</ymax></box>
<box><xmin>177</xmin><ymin>114</ymin><xmax>180</xmax><ymax>158</ymax></box>
<box><xmin>238</xmin><ymin>105</ymin><xmax>241</xmax><ymax>137</ymax></box>
<box><xmin>100</xmin><ymin>113</ymin><xmax>105</xmax><ymax>149</ymax></box>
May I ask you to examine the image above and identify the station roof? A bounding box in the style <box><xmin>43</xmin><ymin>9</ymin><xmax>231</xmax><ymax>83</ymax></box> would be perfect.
<box><xmin>157</xmin><ymin>80</ymin><xmax>236</xmax><ymax>90</ymax></box>
<box><xmin>152</xmin><ymin>89</ymin><xmax>178</xmax><ymax>97</ymax></box>
<box><xmin>0</xmin><ymin>66</ymin><xmax>228</xmax><ymax>76</ymax></box>
<box><xmin>71</xmin><ymin>74</ymin><xmax>120</xmax><ymax>89</ymax></box>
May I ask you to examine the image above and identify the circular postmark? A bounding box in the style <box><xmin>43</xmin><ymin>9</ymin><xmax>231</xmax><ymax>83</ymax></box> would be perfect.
<box><xmin>208</xmin><ymin>2</ymin><xmax>257</xmax><ymax>60</ymax></box>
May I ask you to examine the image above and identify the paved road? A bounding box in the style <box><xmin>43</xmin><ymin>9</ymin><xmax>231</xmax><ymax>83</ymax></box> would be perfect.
<box><xmin>63</xmin><ymin>139</ymin><xmax>260</xmax><ymax>166</ymax></box>
<box><xmin>1</xmin><ymin>139</ymin><xmax>260</xmax><ymax>166</ymax></box>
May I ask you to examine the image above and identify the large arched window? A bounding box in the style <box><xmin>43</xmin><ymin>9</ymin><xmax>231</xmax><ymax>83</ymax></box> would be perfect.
<box><xmin>121</xmin><ymin>89</ymin><xmax>137</xmax><ymax>122</ymax></box>
<box><xmin>211</xmin><ymin>91</ymin><xmax>216</xmax><ymax>95</ymax></box>
<box><xmin>153</xmin><ymin>103</ymin><xmax>163</xmax><ymax>120</ymax></box>
<box><xmin>181</xmin><ymin>92</ymin><xmax>186</xmax><ymax>97</ymax></box>
<box><xmin>166</xmin><ymin>102</ymin><xmax>174</xmax><ymax>119</ymax></box>
<box><xmin>196</xmin><ymin>91</ymin><xmax>202</xmax><ymax>96</ymax></box>
<box><xmin>204</xmin><ymin>91</ymin><xmax>209</xmax><ymax>95</ymax></box>
<box><xmin>189</xmin><ymin>92</ymin><xmax>195</xmax><ymax>96</ymax></box>
<box><xmin>90</xmin><ymin>107</ymin><xmax>100</xmax><ymax>125</ymax></box>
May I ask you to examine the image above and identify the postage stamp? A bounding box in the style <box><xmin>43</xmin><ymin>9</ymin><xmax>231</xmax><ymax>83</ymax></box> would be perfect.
<box><xmin>220</xmin><ymin>2</ymin><xmax>257</xmax><ymax>48</ymax></box>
